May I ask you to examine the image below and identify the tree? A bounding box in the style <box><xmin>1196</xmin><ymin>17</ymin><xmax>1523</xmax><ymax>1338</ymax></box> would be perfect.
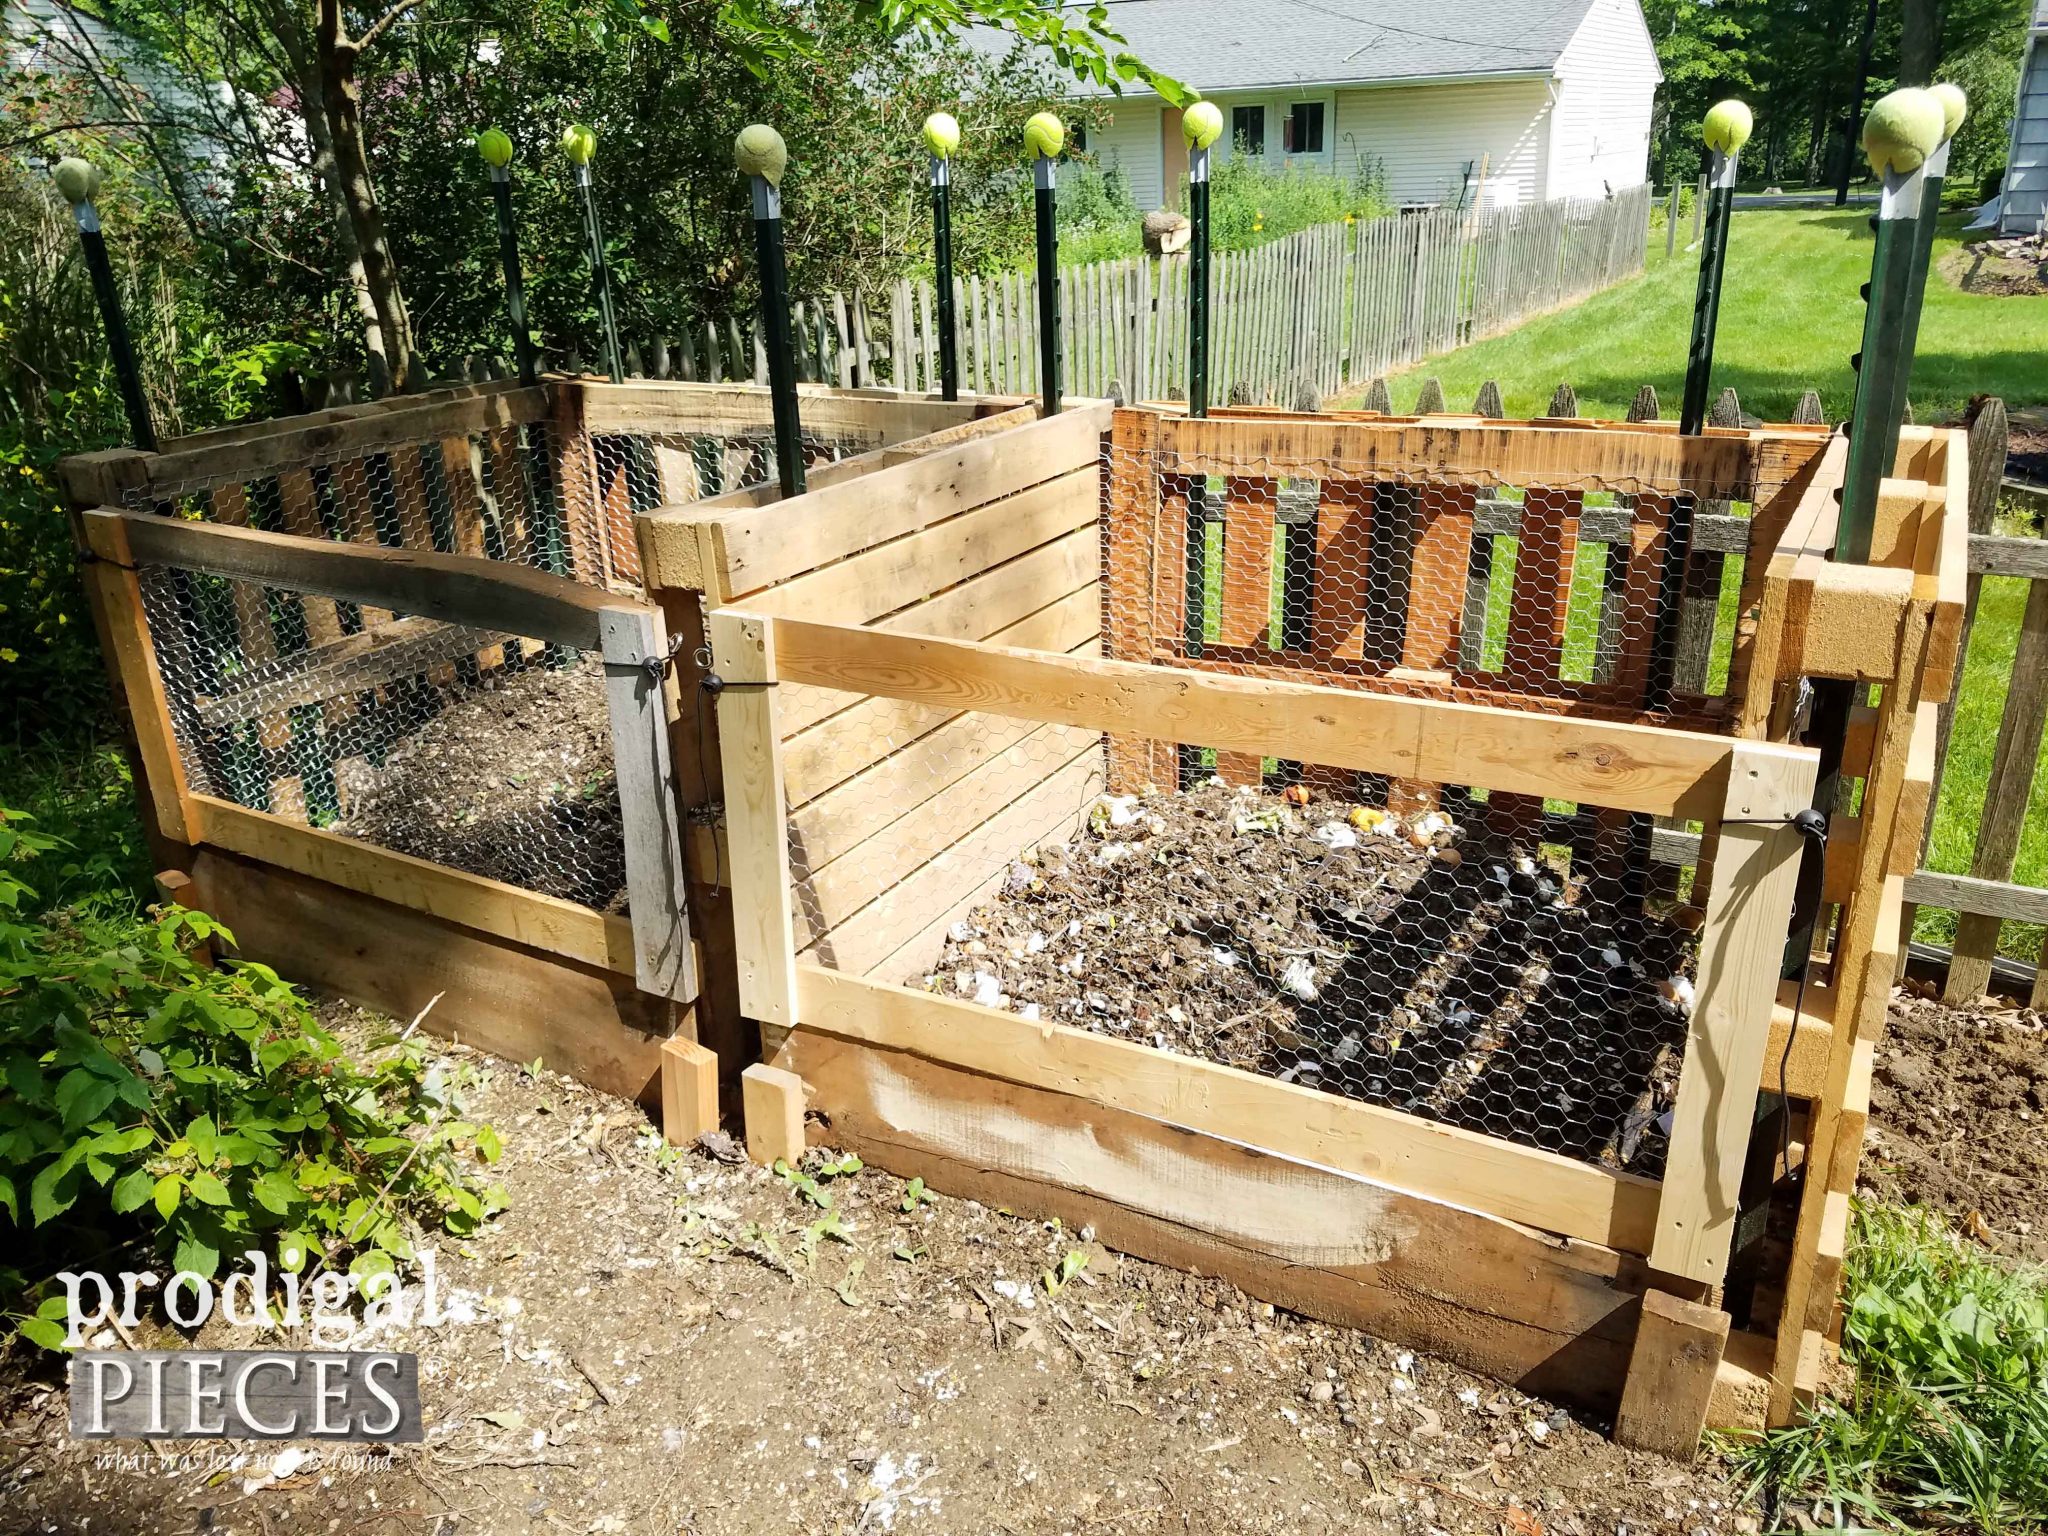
<box><xmin>9</xmin><ymin>0</ymin><xmax>1185</xmax><ymax>393</ymax></box>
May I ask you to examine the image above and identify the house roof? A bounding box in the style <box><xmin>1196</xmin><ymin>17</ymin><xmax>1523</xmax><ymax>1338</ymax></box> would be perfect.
<box><xmin>976</xmin><ymin>0</ymin><xmax>1601</xmax><ymax>96</ymax></box>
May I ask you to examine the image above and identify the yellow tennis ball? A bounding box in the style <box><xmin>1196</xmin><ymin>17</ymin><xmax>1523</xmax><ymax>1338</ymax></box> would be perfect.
<box><xmin>560</xmin><ymin>122</ymin><xmax>597</xmax><ymax>166</ymax></box>
<box><xmin>734</xmin><ymin>123</ymin><xmax>788</xmax><ymax>184</ymax></box>
<box><xmin>923</xmin><ymin>112</ymin><xmax>961</xmax><ymax>160</ymax></box>
<box><xmin>475</xmin><ymin>128</ymin><xmax>515</xmax><ymax>170</ymax></box>
<box><xmin>1024</xmin><ymin>111</ymin><xmax>1065</xmax><ymax>159</ymax></box>
<box><xmin>52</xmin><ymin>157</ymin><xmax>100</xmax><ymax>205</ymax></box>
<box><xmin>1183</xmin><ymin>100</ymin><xmax>1224</xmax><ymax>151</ymax></box>
<box><xmin>1928</xmin><ymin>82</ymin><xmax>1968</xmax><ymax>143</ymax></box>
<box><xmin>1862</xmin><ymin>88</ymin><xmax>1945</xmax><ymax>176</ymax></box>
<box><xmin>1702</xmin><ymin>99</ymin><xmax>1753</xmax><ymax>156</ymax></box>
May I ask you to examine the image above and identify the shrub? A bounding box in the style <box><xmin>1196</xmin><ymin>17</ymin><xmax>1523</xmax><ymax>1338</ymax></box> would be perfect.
<box><xmin>0</xmin><ymin>805</ymin><xmax>505</xmax><ymax>1350</ymax></box>
<box><xmin>1728</xmin><ymin>1201</ymin><xmax>2048</xmax><ymax>1530</ymax></box>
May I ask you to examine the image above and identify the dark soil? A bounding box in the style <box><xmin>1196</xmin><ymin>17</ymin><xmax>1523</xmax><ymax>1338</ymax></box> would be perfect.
<box><xmin>0</xmin><ymin>1007</ymin><xmax>1756</xmax><ymax>1536</ymax></box>
<box><xmin>333</xmin><ymin>655</ymin><xmax>627</xmax><ymax>911</ymax></box>
<box><xmin>1942</xmin><ymin>234</ymin><xmax>2048</xmax><ymax>298</ymax></box>
<box><xmin>1861</xmin><ymin>990</ymin><xmax>2048</xmax><ymax>1261</ymax></box>
<box><xmin>914</xmin><ymin>783</ymin><xmax>1697</xmax><ymax>1176</ymax></box>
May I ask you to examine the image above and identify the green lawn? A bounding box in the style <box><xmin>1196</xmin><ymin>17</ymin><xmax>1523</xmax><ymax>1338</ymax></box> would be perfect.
<box><xmin>1346</xmin><ymin>210</ymin><xmax>2048</xmax><ymax>964</ymax></box>
<box><xmin>1355</xmin><ymin>208</ymin><xmax>2048</xmax><ymax>424</ymax></box>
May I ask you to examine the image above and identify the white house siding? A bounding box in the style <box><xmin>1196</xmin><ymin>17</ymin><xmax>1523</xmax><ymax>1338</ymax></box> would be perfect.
<box><xmin>1085</xmin><ymin>101</ymin><xmax>1166</xmax><ymax>211</ymax></box>
<box><xmin>1547</xmin><ymin>0</ymin><xmax>1658</xmax><ymax>197</ymax></box>
<box><xmin>1332</xmin><ymin>78</ymin><xmax>1556</xmax><ymax>208</ymax></box>
<box><xmin>2002</xmin><ymin>7</ymin><xmax>2048</xmax><ymax>233</ymax></box>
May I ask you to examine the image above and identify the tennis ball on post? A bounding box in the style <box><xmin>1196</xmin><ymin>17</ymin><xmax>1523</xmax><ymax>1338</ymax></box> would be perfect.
<box><xmin>1928</xmin><ymin>82</ymin><xmax>1968</xmax><ymax>144</ymax></box>
<box><xmin>560</xmin><ymin>122</ymin><xmax>597</xmax><ymax>166</ymax></box>
<box><xmin>52</xmin><ymin>156</ymin><xmax>100</xmax><ymax>206</ymax></box>
<box><xmin>1183</xmin><ymin>100</ymin><xmax>1224</xmax><ymax>151</ymax></box>
<box><xmin>923</xmin><ymin>112</ymin><xmax>961</xmax><ymax>160</ymax></box>
<box><xmin>1862</xmin><ymin>88</ymin><xmax>1944</xmax><ymax>177</ymax></box>
<box><xmin>1024</xmin><ymin>111</ymin><xmax>1065</xmax><ymax>160</ymax></box>
<box><xmin>1701</xmin><ymin>99</ymin><xmax>1753</xmax><ymax>157</ymax></box>
<box><xmin>734</xmin><ymin>124</ymin><xmax>788</xmax><ymax>185</ymax></box>
<box><xmin>476</xmin><ymin>128</ymin><xmax>515</xmax><ymax>170</ymax></box>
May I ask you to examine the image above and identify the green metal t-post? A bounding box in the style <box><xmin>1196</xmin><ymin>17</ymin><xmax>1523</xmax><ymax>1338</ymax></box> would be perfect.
<box><xmin>750</xmin><ymin>173</ymin><xmax>805</xmax><ymax>499</ymax></box>
<box><xmin>931</xmin><ymin>154</ymin><xmax>959</xmax><ymax>400</ymax></box>
<box><xmin>1032</xmin><ymin>152</ymin><xmax>1062</xmax><ymax>415</ymax></box>
<box><xmin>1187</xmin><ymin>140</ymin><xmax>1212</xmax><ymax>420</ymax></box>
<box><xmin>1885</xmin><ymin>133</ymin><xmax>1953</xmax><ymax>439</ymax></box>
<box><xmin>573</xmin><ymin>163</ymin><xmax>623</xmax><ymax>384</ymax></box>
<box><xmin>1838</xmin><ymin>162</ymin><xmax>1929</xmax><ymax>564</ymax></box>
<box><xmin>1677</xmin><ymin>146</ymin><xmax>1737</xmax><ymax>437</ymax></box>
<box><xmin>55</xmin><ymin>165</ymin><xmax>157</xmax><ymax>452</ymax></box>
<box><xmin>486</xmin><ymin>165</ymin><xmax>540</xmax><ymax>387</ymax></box>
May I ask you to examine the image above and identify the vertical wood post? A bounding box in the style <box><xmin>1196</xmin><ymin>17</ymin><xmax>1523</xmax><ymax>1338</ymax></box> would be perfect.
<box><xmin>742</xmin><ymin>1063</ymin><xmax>807</xmax><ymax>1165</ymax></box>
<box><xmin>1616</xmin><ymin>1291</ymin><xmax>1731</xmax><ymax>1458</ymax></box>
<box><xmin>599</xmin><ymin>604</ymin><xmax>696</xmax><ymax>1000</ymax></box>
<box><xmin>708</xmin><ymin>610</ymin><xmax>797</xmax><ymax>1044</ymax></box>
<box><xmin>1650</xmin><ymin>742</ymin><xmax>1818</xmax><ymax>1284</ymax></box>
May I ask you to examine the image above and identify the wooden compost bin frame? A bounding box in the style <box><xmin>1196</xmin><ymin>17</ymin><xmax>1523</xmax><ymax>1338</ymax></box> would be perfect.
<box><xmin>63</xmin><ymin>376</ymin><xmax>1029</xmax><ymax>1107</ymax></box>
<box><xmin>670</xmin><ymin>404</ymin><xmax>1963</xmax><ymax>1448</ymax></box>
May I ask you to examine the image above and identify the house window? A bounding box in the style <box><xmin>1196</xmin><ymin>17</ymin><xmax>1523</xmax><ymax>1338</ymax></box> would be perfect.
<box><xmin>1231</xmin><ymin>105</ymin><xmax>1265</xmax><ymax>156</ymax></box>
<box><xmin>1283</xmin><ymin>101</ymin><xmax>1325</xmax><ymax>155</ymax></box>
<box><xmin>1068</xmin><ymin>122</ymin><xmax>1088</xmax><ymax>154</ymax></box>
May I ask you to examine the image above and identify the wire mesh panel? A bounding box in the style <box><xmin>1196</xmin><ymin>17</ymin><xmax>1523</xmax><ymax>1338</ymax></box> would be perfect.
<box><xmin>129</xmin><ymin>403</ymin><xmax>890</xmax><ymax>604</ymax></box>
<box><xmin>784</xmin><ymin>666</ymin><xmax>1703</xmax><ymax>1178</ymax></box>
<box><xmin>1103</xmin><ymin>439</ymin><xmax>1756</xmax><ymax>733</ymax></box>
<box><xmin>135</xmin><ymin>559</ymin><xmax>631</xmax><ymax>914</ymax></box>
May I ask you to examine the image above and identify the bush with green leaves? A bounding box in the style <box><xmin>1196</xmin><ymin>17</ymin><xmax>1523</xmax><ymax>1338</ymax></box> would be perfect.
<box><xmin>0</xmin><ymin>806</ymin><xmax>505</xmax><ymax>1351</ymax></box>
<box><xmin>1729</xmin><ymin>1201</ymin><xmax>2048</xmax><ymax>1531</ymax></box>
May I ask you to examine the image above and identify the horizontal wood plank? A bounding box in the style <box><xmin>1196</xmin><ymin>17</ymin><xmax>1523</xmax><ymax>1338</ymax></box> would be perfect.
<box><xmin>643</xmin><ymin>404</ymin><xmax>1109</xmax><ymax>597</ymax></box>
<box><xmin>784</xmin><ymin>1026</ymin><xmax>1650</xmax><ymax>1415</ymax></box>
<box><xmin>1158</xmin><ymin>415</ymin><xmax>1758</xmax><ymax>497</ymax></box>
<box><xmin>187</xmin><ymin>795</ymin><xmax>638</xmax><ymax>974</ymax></box>
<box><xmin>793</xmin><ymin>966</ymin><xmax>1664</xmax><ymax>1253</ymax></box>
<box><xmin>759</xmin><ymin>615</ymin><xmax>1776</xmax><ymax>820</ymax></box>
<box><xmin>88</xmin><ymin>509</ymin><xmax>620</xmax><ymax>649</ymax></box>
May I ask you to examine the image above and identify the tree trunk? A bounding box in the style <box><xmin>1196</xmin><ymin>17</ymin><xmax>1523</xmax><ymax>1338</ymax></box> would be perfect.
<box><xmin>289</xmin><ymin>54</ymin><xmax>390</xmax><ymax>395</ymax></box>
<box><xmin>316</xmin><ymin>0</ymin><xmax>415</xmax><ymax>392</ymax></box>
<box><xmin>1899</xmin><ymin>0</ymin><xmax>1940</xmax><ymax>85</ymax></box>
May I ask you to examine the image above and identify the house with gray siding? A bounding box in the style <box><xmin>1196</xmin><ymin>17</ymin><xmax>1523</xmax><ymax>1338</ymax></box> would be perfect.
<box><xmin>987</xmin><ymin>0</ymin><xmax>1661</xmax><ymax>212</ymax></box>
<box><xmin>2001</xmin><ymin>0</ymin><xmax>2048</xmax><ymax>232</ymax></box>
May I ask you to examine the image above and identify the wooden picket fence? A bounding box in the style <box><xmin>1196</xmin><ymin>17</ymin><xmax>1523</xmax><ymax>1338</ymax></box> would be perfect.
<box><xmin>1895</xmin><ymin>400</ymin><xmax>2048</xmax><ymax>1005</ymax></box>
<box><xmin>316</xmin><ymin>186</ymin><xmax>1649</xmax><ymax>413</ymax></box>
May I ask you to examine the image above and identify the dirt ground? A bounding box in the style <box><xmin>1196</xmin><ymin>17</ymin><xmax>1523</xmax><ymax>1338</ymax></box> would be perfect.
<box><xmin>333</xmin><ymin>655</ymin><xmax>628</xmax><ymax>911</ymax></box>
<box><xmin>1860</xmin><ymin>989</ymin><xmax>2048</xmax><ymax>1263</ymax></box>
<box><xmin>1</xmin><ymin>1007</ymin><xmax>1756</xmax><ymax>1536</ymax></box>
<box><xmin>1942</xmin><ymin>234</ymin><xmax>2048</xmax><ymax>298</ymax></box>
<box><xmin>917</xmin><ymin>783</ymin><xmax>1695</xmax><ymax>1177</ymax></box>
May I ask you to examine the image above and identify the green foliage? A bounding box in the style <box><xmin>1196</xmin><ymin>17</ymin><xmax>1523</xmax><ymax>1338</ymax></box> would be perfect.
<box><xmin>1201</xmin><ymin>154</ymin><xmax>1391</xmax><ymax>253</ymax></box>
<box><xmin>1642</xmin><ymin>0</ymin><xmax>2029</xmax><ymax>190</ymax></box>
<box><xmin>0</xmin><ymin>803</ymin><xmax>505</xmax><ymax>1349</ymax></box>
<box><xmin>1727</xmin><ymin>1202</ymin><xmax>2048</xmax><ymax>1531</ymax></box>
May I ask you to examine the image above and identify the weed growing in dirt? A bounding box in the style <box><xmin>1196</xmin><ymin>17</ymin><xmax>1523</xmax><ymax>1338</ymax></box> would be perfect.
<box><xmin>1727</xmin><ymin>1201</ymin><xmax>2048</xmax><ymax>1531</ymax></box>
<box><xmin>0</xmin><ymin>804</ymin><xmax>506</xmax><ymax>1350</ymax></box>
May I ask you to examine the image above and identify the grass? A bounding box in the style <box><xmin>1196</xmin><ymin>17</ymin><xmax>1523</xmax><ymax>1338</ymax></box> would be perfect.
<box><xmin>1346</xmin><ymin>209</ymin><xmax>2048</xmax><ymax>963</ymax></box>
<box><xmin>1353</xmin><ymin>208</ymin><xmax>2048</xmax><ymax>423</ymax></box>
<box><xmin>1727</xmin><ymin>1201</ymin><xmax>2048</xmax><ymax>1532</ymax></box>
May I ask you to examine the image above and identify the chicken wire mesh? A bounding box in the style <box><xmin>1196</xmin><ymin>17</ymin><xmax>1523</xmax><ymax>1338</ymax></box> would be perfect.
<box><xmin>770</xmin><ymin>435</ymin><xmax>1766</xmax><ymax>1180</ymax></box>
<box><xmin>135</xmin><ymin>560</ymin><xmax>631</xmax><ymax>914</ymax></box>
<box><xmin>124</xmin><ymin>416</ymin><xmax>894</xmax><ymax>598</ymax></box>
<box><xmin>1111</xmin><ymin>447</ymin><xmax>1756</xmax><ymax>729</ymax></box>
<box><xmin>785</xmin><ymin>687</ymin><xmax>1706</xmax><ymax>1178</ymax></box>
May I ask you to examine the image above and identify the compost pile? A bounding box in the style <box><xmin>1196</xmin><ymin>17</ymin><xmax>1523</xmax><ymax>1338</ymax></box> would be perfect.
<box><xmin>918</xmin><ymin>782</ymin><xmax>1698</xmax><ymax>1174</ymax></box>
<box><xmin>332</xmin><ymin>654</ymin><xmax>627</xmax><ymax>911</ymax></box>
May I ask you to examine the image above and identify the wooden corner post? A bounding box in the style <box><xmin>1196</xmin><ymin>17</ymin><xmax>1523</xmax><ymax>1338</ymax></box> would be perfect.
<box><xmin>1650</xmin><ymin>740</ymin><xmax>1818</xmax><ymax>1284</ymax></box>
<box><xmin>598</xmin><ymin>603</ymin><xmax>697</xmax><ymax>1000</ymax></box>
<box><xmin>706</xmin><ymin>610</ymin><xmax>797</xmax><ymax>1053</ymax></box>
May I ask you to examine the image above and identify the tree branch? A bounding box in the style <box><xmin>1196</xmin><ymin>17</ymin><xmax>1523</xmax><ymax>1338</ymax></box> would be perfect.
<box><xmin>355</xmin><ymin>0</ymin><xmax>426</xmax><ymax>53</ymax></box>
<box><xmin>0</xmin><ymin>118</ymin><xmax>184</xmax><ymax>154</ymax></box>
